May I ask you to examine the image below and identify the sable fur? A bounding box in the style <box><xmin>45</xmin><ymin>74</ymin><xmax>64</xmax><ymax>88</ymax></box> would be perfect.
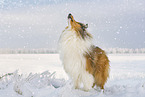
<box><xmin>85</xmin><ymin>46</ymin><xmax>110</xmax><ymax>89</ymax></box>
<box><xmin>66</xmin><ymin>13</ymin><xmax>92</xmax><ymax>40</ymax></box>
<box><xmin>59</xmin><ymin>13</ymin><xmax>110</xmax><ymax>91</ymax></box>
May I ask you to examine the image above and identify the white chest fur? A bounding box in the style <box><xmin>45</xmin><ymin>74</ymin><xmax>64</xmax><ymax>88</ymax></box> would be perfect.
<box><xmin>59</xmin><ymin>29</ymin><xmax>94</xmax><ymax>91</ymax></box>
<box><xmin>59</xmin><ymin>29</ymin><xmax>91</xmax><ymax>73</ymax></box>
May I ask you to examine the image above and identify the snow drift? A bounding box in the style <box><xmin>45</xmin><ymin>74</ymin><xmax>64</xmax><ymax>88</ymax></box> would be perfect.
<box><xmin>0</xmin><ymin>54</ymin><xmax>145</xmax><ymax>97</ymax></box>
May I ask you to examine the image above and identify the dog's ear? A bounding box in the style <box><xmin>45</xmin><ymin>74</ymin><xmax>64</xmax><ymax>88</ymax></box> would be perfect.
<box><xmin>85</xmin><ymin>24</ymin><xmax>88</xmax><ymax>28</ymax></box>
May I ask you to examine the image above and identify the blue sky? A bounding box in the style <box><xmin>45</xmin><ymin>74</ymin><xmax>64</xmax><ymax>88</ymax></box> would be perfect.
<box><xmin>0</xmin><ymin>0</ymin><xmax>145</xmax><ymax>49</ymax></box>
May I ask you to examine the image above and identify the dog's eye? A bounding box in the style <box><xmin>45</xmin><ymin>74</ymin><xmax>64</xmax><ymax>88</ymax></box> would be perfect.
<box><xmin>71</xmin><ymin>19</ymin><xmax>73</xmax><ymax>22</ymax></box>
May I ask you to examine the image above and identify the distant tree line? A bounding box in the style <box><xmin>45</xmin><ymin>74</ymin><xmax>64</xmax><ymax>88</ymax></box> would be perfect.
<box><xmin>104</xmin><ymin>48</ymin><xmax>145</xmax><ymax>54</ymax></box>
<box><xmin>0</xmin><ymin>48</ymin><xmax>57</xmax><ymax>54</ymax></box>
<box><xmin>0</xmin><ymin>48</ymin><xmax>145</xmax><ymax>54</ymax></box>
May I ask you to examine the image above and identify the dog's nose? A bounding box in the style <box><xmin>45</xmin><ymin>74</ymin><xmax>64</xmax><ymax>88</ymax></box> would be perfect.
<box><xmin>68</xmin><ymin>13</ymin><xmax>72</xmax><ymax>19</ymax></box>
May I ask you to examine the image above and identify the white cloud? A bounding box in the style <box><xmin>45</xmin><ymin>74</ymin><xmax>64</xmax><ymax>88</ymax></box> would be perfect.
<box><xmin>0</xmin><ymin>0</ymin><xmax>145</xmax><ymax>48</ymax></box>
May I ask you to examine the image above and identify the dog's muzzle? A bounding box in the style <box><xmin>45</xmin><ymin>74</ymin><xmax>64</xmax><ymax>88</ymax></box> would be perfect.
<box><xmin>68</xmin><ymin>13</ymin><xmax>72</xmax><ymax>19</ymax></box>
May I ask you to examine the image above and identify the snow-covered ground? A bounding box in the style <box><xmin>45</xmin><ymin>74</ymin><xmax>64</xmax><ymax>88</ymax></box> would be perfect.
<box><xmin>0</xmin><ymin>54</ymin><xmax>145</xmax><ymax>97</ymax></box>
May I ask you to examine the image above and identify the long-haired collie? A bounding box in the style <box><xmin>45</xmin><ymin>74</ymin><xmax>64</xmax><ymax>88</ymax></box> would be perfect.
<box><xmin>59</xmin><ymin>13</ymin><xmax>110</xmax><ymax>91</ymax></box>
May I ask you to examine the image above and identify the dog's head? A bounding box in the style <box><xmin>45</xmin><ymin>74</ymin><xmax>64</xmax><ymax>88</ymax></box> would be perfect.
<box><xmin>67</xmin><ymin>13</ymin><xmax>92</xmax><ymax>39</ymax></box>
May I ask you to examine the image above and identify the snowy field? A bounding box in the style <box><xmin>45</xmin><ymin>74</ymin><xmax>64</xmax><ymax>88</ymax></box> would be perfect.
<box><xmin>0</xmin><ymin>54</ymin><xmax>145</xmax><ymax>97</ymax></box>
